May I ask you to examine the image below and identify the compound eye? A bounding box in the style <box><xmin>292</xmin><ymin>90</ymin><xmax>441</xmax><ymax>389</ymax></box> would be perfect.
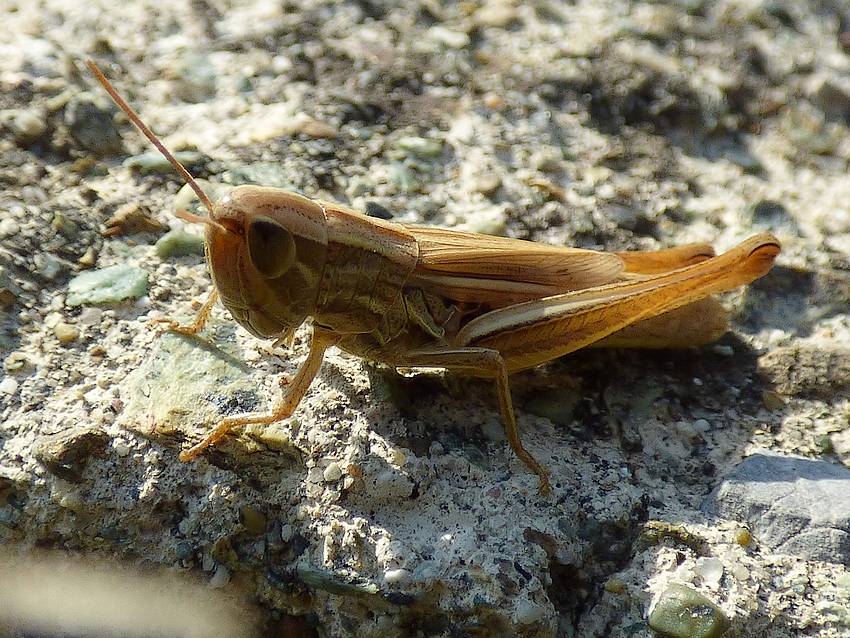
<box><xmin>247</xmin><ymin>216</ymin><xmax>296</xmax><ymax>279</ymax></box>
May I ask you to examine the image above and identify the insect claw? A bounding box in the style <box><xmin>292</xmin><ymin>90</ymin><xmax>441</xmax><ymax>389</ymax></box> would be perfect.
<box><xmin>271</xmin><ymin>328</ymin><xmax>296</xmax><ymax>350</ymax></box>
<box><xmin>147</xmin><ymin>317</ymin><xmax>202</xmax><ymax>336</ymax></box>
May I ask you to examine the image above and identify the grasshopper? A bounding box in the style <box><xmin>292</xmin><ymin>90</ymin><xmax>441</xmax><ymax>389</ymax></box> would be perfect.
<box><xmin>88</xmin><ymin>61</ymin><xmax>780</xmax><ymax>494</ymax></box>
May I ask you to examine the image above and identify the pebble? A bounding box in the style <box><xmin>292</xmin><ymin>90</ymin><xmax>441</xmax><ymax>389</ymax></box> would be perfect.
<box><xmin>383</xmin><ymin>568</ymin><xmax>411</xmax><ymax>585</ymax></box>
<box><xmin>732</xmin><ymin>564</ymin><xmax>750</xmax><ymax>582</ymax></box>
<box><xmin>279</xmin><ymin>524</ymin><xmax>294</xmax><ymax>543</ymax></box>
<box><xmin>694</xmin><ymin>557</ymin><xmax>724</xmax><ymax>588</ymax></box>
<box><xmin>239</xmin><ymin>506</ymin><xmax>268</xmax><ymax>536</ymax></box>
<box><xmin>459</xmin><ymin>206</ymin><xmax>507</xmax><ymax>236</ymax></box>
<box><xmin>515</xmin><ymin>599</ymin><xmax>547</xmax><ymax>625</ymax></box>
<box><xmin>34</xmin><ymin>254</ymin><xmax>66</xmax><ymax>281</ymax></box>
<box><xmin>323</xmin><ymin>462</ymin><xmax>343</xmax><ymax>482</ymax></box>
<box><xmin>124</xmin><ymin>151</ymin><xmax>204</xmax><ymax>175</ymax></box>
<box><xmin>0</xmin><ymin>218</ymin><xmax>19</xmax><ymax>239</ymax></box>
<box><xmin>102</xmin><ymin>203</ymin><xmax>168</xmax><ymax>237</ymax></box>
<box><xmin>66</xmin><ymin>264</ymin><xmax>148</xmax><ymax>306</ymax></box>
<box><xmin>389</xmin><ymin>162</ymin><xmax>419</xmax><ymax>193</ymax></box>
<box><xmin>78</xmin><ymin>307</ymin><xmax>104</xmax><ymax>326</ymax></box>
<box><xmin>6</xmin><ymin>108</ymin><xmax>47</xmax><ymax>146</ymax></box>
<box><xmin>154</xmin><ymin>229</ymin><xmax>206</xmax><ymax>258</ymax></box>
<box><xmin>0</xmin><ymin>377</ymin><xmax>19</xmax><ymax>395</ymax></box>
<box><xmin>426</xmin><ymin>26</ymin><xmax>470</xmax><ymax>49</ymax></box>
<box><xmin>33</xmin><ymin>427</ymin><xmax>110</xmax><ymax>483</ymax></box>
<box><xmin>395</xmin><ymin>136</ymin><xmax>443</xmax><ymax>159</ymax></box>
<box><xmin>4</xmin><ymin>352</ymin><xmax>31</xmax><ymax>373</ymax></box>
<box><xmin>704</xmin><ymin>449</ymin><xmax>850</xmax><ymax>563</ymax></box>
<box><xmin>113</xmin><ymin>440</ymin><xmax>131</xmax><ymax>457</ymax></box>
<box><xmin>473</xmin><ymin>2</ymin><xmax>518</xmax><ymax>28</ymax></box>
<box><xmin>647</xmin><ymin>583</ymin><xmax>729</xmax><ymax>638</ymax></box>
<box><xmin>209</xmin><ymin>565</ymin><xmax>231</xmax><ymax>589</ymax></box>
<box><xmin>53</xmin><ymin>322</ymin><xmax>80</xmax><ymax>344</ymax></box>
<box><xmin>64</xmin><ymin>95</ymin><xmax>123</xmax><ymax>156</ymax></box>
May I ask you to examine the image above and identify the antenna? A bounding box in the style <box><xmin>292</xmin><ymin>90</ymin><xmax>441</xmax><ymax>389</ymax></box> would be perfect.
<box><xmin>86</xmin><ymin>59</ymin><xmax>232</xmax><ymax>234</ymax></box>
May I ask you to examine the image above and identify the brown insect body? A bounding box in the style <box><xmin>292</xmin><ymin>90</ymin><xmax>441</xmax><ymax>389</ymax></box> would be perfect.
<box><xmin>87</xmin><ymin>60</ymin><xmax>780</xmax><ymax>494</ymax></box>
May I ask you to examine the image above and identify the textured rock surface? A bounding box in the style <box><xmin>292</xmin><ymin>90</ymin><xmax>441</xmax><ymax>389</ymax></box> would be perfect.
<box><xmin>1</xmin><ymin>0</ymin><xmax>850</xmax><ymax>636</ymax></box>
<box><xmin>704</xmin><ymin>450</ymin><xmax>850</xmax><ymax>564</ymax></box>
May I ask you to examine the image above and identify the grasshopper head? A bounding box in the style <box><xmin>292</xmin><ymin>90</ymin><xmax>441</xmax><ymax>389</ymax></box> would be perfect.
<box><xmin>85</xmin><ymin>61</ymin><xmax>330</xmax><ymax>342</ymax></box>
<box><xmin>208</xmin><ymin>185</ymin><xmax>329</xmax><ymax>338</ymax></box>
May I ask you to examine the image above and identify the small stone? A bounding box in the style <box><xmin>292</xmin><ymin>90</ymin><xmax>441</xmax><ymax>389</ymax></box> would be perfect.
<box><xmin>367</xmin><ymin>469</ymin><xmax>415</xmax><ymax>501</ymax></box>
<box><xmin>732</xmin><ymin>564</ymin><xmax>750</xmax><ymax>582</ymax></box>
<box><xmin>34</xmin><ymin>254</ymin><xmax>67</xmax><ymax>281</ymax></box>
<box><xmin>0</xmin><ymin>218</ymin><xmax>19</xmax><ymax>239</ymax></box>
<box><xmin>470</xmin><ymin>171</ymin><xmax>501</xmax><ymax>195</ymax></box>
<box><xmin>175</xmin><ymin>541</ymin><xmax>195</xmax><ymax>561</ymax></box>
<box><xmin>296</xmin><ymin>564</ymin><xmax>379</xmax><ymax>596</ymax></box>
<box><xmin>113</xmin><ymin>440</ymin><xmax>130</xmax><ymax>457</ymax></box>
<box><xmin>4</xmin><ymin>352</ymin><xmax>31</xmax><ymax>373</ymax></box>
<box><xmin>813</xmin><ymin>434</ymin><xmax>834</xmax><ymax>454</ymax></box>
<box><xmin>53</xmin><ymin>322</ymin><xmax>80</xmax><ymax>344</ymax></box>
<box><xmin>694</xmin><ymin>557</ymin><xmax>724</xmax><ymax>588</ymax></box>
<box><xmin>67</xmin><ymin>264</ymin><xmax>148</xmax><ymax>306</ymax></box>
<box><xmin>209</xmin><ymin>565</ymin><xmax>231</xmax><ymax>589</ymax></box>
<box><xmin>704</xmin><ymin>449</ymin><xmax>850</xmax><ymax>563</ymax></box>
<box><xmin>389</xmin><ymin>162</ymin><xmax>419</xmax><ymax>193</ymax></box>
<box><xmin>103</xmin><ymin>203</ymin><xmax>168</xmax><ymax>237</ymax></box>
<box><xmin>6</xmin><ymin>109</ymin><xmax>47</xmax><ymax>146</ymax></box>
<box><xmin>33</xmin><ymin>427</ymin><xmax>110</xmax><ymax>483</ymax></box>
<box><xmin>459</xmin><ymin>206</ymin><xmax>507</xmax><ymax>235</ymax></box>
<box><xmin>65</xmin><ymin>95</ymin><xmax>123</xmax><ymax>156</ymax></box>
<box><xmin>279</xmin><ymin>524</ymin><xmax>294</xmax><ymax>543</ymax></box>
<box><xmin>383</xmin><ymin>568</ymin><xmax>411</xmax><ymax>585</ymax></box>
<box><xmin>395</xmin><ymin>136</ymin><xmax>443</xmax><ymax>159</ymax></box>
<box><xmin>0</xmin><ymin>377</ymin><xmax>19</xmax><ymax>395</ymax></box>
<box><xmin>711</xmin><ymin>344</ymin><xmax>734</xmax><ymax>357</ymax></box>
<box><xmin>474</xmin><ymin>2</ymin><xmax>518</xmax><ymax>28</ymax></box>
<box><xmin>287</xmin><ymin>113</ymin><xmax>338</xmax><ymax>139</ymax></box>
<box><xmin>389</xmin><ymin>449</ymin><xmax>406</xmax><ymax>467</ymax></box>
<box><xmin>648</xmin><ymin>583</ymin><xmax>730</xmax><ymax>638</ymax></box>
<box><xmin>154</xmin><ymin>229</ymin><xmax>206</xmax><ymax>258</ymax></box>
<box><xmin>759</xmin><ymin>345</ymin><xmax>850</xmax><ymax>399</ymax></box>
<box><xmin>761</xmin><ymin>389</ymin><xmax>785</xmax><ymax>411</ymax></box>
<box><xmin>78</xmin><ymin>247</ymin><xmax>97</xmax><ymax>268</ymax></box>
<box><xmin>604</xmin><ymin>578</ymin><xmax>627</xmax><ymax>594</ymax></box>
<box><xmin>124</xmin><ymin>150</ymin><xmax>204</xmax><ymax>175</ymax></box>
<box><xmin>239</xmin><ymin>506</ymin><xmax>267</xmax><ymax>536</ymax></box>
<box><xmin>323</xmin><ymin>462</ymin><xmax>343</xmax><ymax>482</ymax></box>
<box><xmin>735</xmin><ymin>528</ymin><xmax>752</xmax><ymax>547</ymax></box>
<box><xmin>515</xmin><ymin>599</ymin><xmax>547</xmax><ymax>625</ymax></box>
<box><xmin>426</xmin><ymin>26</ymin><xmax>470</xmax><ymax>49</ymax></box>
<box><xmin>78</xmin><ymin>307</ymin><xmax>104</xmax><ymax>326</ymax></box>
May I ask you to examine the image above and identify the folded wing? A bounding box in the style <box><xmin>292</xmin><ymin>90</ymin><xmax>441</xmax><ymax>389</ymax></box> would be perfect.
<box><xmin>404</xmin><ymin>225</ymin><xmax>625</xmax><ymax>306</ymax></box>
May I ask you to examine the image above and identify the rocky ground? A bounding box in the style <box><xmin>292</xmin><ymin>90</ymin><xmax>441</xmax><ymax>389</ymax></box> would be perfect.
<box><xmin>2</xmin><ymin>0</ymin><xmax>850</xmax><ymax>636</ymax></box>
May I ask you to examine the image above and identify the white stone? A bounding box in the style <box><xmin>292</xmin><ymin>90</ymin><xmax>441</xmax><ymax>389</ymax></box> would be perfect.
<box><xmin>209</xmin><ymin>565</ymin><xmax>230</xmax><ymax>588</ymax></box>
<box><xmin>0</xmin><ymin>377</ymin><xmax>19</xmax><ymax>395</ymax></box>
<box><xmin>323</xmin><ymin>462</ymin><xmax>343</xmax><ymax>482</ymax></box>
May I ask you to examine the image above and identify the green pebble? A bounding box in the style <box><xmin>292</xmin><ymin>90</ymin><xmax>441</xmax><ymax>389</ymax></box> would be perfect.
<box><xmin>395</xmin><ymin>136</ymin><xmax>443</xmax><ymax>158</ymax></box>
<box><xmin>124</xmin><ymin>150</ymin><xmax>203</xmax><ymax>175</ymax></box>
<box><xmin>389</xmin><ymin>161</ymin><xmax>420</xmax><ymax>193</ymax></box>
<box><xmin>648</xmin><ymin>583</ymin><xmax>730</xmax><ymax>638</ymax></box>
<box><xmin>813</xmin><ymin>434</ymin><xmax>834</xmax><ymax>454</ymax></box>
<box><xmin>67</xmin><ymin>264</ymin><xmax>148</xmax><ymax>306</ymax></box>
<box><xmin>239</xmin><ymin>506</ymin><xmax>267</xmax><ymax>536</ymax></box>
<box><xmin>155</xmin><ymin>229</ymin><xmax>205</xmax><ymax>259</ymax></box>
<box><xmin>296</xmin><ymin>563</ymin><xmax>379</xmax><ymax>596</ymax></box>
